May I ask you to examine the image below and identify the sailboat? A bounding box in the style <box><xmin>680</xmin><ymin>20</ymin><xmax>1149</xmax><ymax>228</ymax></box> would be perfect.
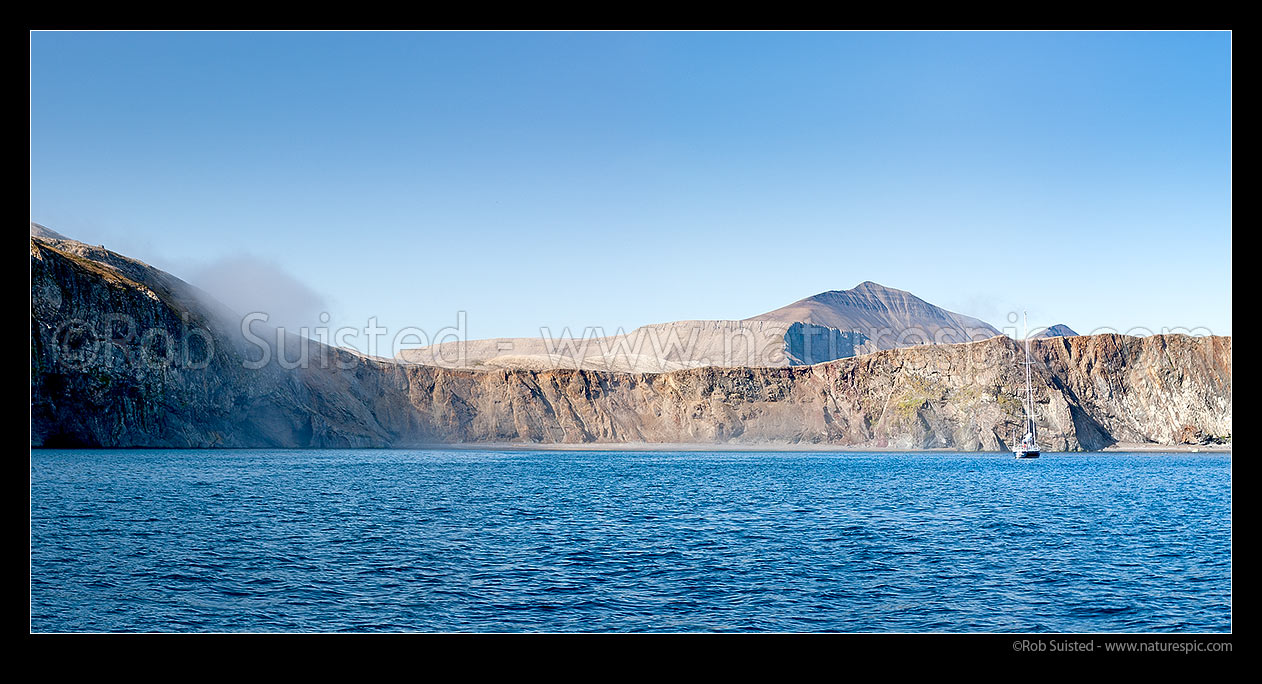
<box><xmin>1013</xmin><ymin>311</ymin><xmax>1040</xmax><ymax>459</ymax></box>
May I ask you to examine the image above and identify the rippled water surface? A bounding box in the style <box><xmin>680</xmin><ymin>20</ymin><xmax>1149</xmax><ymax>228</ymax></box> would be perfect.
<box><xmin>30</xmin><ymin>449</ymin><xmax>1231</xmax><ymax>632</ymax></box>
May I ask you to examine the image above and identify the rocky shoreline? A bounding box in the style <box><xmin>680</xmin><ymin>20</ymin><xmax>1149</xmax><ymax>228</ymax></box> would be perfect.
<box><xmin>30</xmin><ymin>232</ymin><xmax>1232</xmax><ymax>451</ymax></box>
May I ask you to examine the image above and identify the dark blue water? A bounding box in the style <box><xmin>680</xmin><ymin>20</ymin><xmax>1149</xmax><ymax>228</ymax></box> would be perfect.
<box><xmin>30</xmin><ymin>449</ymin><xmax>1231</xmax><ymax>632</ymax></box>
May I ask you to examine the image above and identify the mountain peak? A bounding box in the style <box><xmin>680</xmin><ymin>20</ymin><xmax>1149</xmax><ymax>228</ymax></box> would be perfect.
<box><xmin>839</xmin><ymin>281</ymin><xmax>905</xmax><ymax>296</ymax></box>
<box><xmin>853</xmin><ymin>280</ymin><xmax>893</xmax><ymax>291</ymax></box>
<box><xmin>1035</xmin><ymin>323</ymin><xmax>1079</xmax><ymax>338</ymax></box>
<box><xmin>804</xmin><ymin>281</ymin><xmax>908</xmax><ymax>302</ymax></box>
<box><xmin>746</xmin><ymin>282</ymin><xmax>999</xmax><ymax>348</ymax></box>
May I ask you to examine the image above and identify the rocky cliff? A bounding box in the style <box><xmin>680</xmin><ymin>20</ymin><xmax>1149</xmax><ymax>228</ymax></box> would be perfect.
<box><xmin>30</xmin><ymin>232</ymin><xmax>1231</xmax><ymax>450</ymax></box>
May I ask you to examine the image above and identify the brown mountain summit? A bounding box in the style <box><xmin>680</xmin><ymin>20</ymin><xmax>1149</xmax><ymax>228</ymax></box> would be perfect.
<box><xmin>401</xmin><ymin>281</ymin><xmax>1000</xmax><ymax>371</ymax></box>
<box><xmin>747</xmin><ymin>281</ymin><xmax>1000</xmax><ymax>349</ymax></box>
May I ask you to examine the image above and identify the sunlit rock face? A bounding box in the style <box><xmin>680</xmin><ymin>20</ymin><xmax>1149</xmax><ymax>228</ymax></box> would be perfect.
<box><xmin>31</xmin><ymin>228</ymin><xmax>1230</xmax><ymax>451</ymax></box>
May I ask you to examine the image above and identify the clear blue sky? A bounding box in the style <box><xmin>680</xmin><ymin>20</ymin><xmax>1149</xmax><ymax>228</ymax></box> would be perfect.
<box><xmin>30</xmin><ymin>31</ymin><xmax>1231</xmax><ymax>347</ymax></box>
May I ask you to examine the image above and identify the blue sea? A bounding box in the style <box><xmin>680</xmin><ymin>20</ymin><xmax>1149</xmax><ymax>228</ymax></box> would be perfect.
<box><xmin>30</xmin><ymin>449</ymin><xmax>1231</xmax><ymax>633</ymax></box>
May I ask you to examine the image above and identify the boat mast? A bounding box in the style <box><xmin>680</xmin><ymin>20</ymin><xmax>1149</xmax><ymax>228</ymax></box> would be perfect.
<box><xmin>1023</xmin><ymin>310</ymin><xmax>1035</xmax><ymax>446</ymax></box>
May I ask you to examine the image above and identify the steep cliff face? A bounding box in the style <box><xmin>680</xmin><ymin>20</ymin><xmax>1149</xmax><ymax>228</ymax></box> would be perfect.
<box><xmin>392</xmin><ymin>334</ymin><xmax>1228</xmax><ymax>451</ymax></box>
<box><xmin>1029</xmin><ymin>333</ymin><xmax>1231</xmax><ymax>445</ymax></box>
<box><xmin>30</xmin><ymin>234</ymin><xmax>1231</xmax><ymax>450</ymax></box>
<box><xmin>31</xmin><ymin>236</ymin><xmax>422</xmax><ymax>448</ymax></box>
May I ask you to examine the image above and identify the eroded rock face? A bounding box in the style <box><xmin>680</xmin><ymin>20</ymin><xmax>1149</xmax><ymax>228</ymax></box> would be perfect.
<box><xmin>30</xmin><ymin>234</ymin><xmax>1231</xmax><ymax>450</ymax></box>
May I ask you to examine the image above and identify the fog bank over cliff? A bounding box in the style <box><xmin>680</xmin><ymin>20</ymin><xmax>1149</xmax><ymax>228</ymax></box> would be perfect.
<box><xmin>184</xmin><ymin>254</ymin><xmax>331</xmax><ymax>334</ymax></box>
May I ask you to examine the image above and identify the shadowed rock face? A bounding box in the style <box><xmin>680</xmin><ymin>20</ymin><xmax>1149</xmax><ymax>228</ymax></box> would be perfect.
<box><xmin>30</xmin><ymin>232</ymin><xmax>1231</xmax><ymax>450</ymax></box>
<box><xmin>1035</xmin><ymin>323</ymin><xmax>1079</xmax><ymax>338</ymax></box>
<box><xmin>783</xmin><ymin>323</ymin><xmax>870</xmax><ymax>365</ymax></box>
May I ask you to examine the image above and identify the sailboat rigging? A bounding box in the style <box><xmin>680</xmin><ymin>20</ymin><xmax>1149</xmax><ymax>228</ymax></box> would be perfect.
<box><xmin>1014</xmin><ymin>311</ymin><xmax>1041</xmax><ymax>459</ymax></box>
